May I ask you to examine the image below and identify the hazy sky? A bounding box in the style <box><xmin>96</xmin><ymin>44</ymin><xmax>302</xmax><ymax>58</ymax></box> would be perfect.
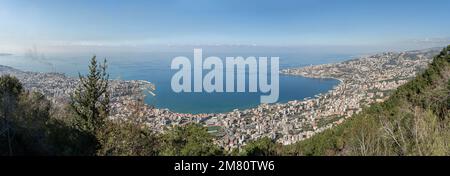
<box><xmin>1</xmin><ymin>0</ymin><xmax>449</xmax><ymax>53</ymax></box>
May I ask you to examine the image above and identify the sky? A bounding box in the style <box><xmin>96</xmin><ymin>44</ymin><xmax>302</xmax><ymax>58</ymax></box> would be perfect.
<box><xmin>0</xmin><ymin>0</ymin><xmax>449</xmax><ymax>53</ymax></box>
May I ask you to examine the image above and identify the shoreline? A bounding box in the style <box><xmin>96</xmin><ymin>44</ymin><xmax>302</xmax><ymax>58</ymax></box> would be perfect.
<box><xmin>132</xmin><ymin>48</ymin><xmax>439</xmax><ymax>150</ymax></box>
<box><xmin>0</xmin><ymin>47</ymin><xmax>440</xmax><ymax>150</ymax></box>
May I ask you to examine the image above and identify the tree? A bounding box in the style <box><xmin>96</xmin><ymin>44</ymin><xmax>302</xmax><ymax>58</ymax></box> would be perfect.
<box><xmin>239</xmin><ymin>137</ymin><xmax>280</xmax><ymax>156</ymax></box>
<box><xmin>14</xmin><ymin>91</ymin><xmax>52</xmax><ymax>155</ymax></box>
<box><xmin>70</xmin><ymin>56</ymin><xmax>110</xmax><ymax>135</ymax></box>
<box><xmin>160</xmin><ymin>124</ymin><xmax>223</xmax><ymax>156</ymax></box>
<box><xmin>96</xmin><ymin>99</ymin><xmax>160</xmax><ymax>156</ymax></box>
<box><xmin>97</xmin><ymin>120</ymin><xmax>160</xmax><ymax>156</ymax></box>
<box><xmin>0</xmin><ymin>75</ymin><xmax>23</xmax><ymax>155</ymax></box>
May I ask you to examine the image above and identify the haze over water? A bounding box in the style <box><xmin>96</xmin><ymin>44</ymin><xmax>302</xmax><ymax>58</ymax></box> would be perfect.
<box><xmin>0</xmin><ymin>50</ymin><xmax>351</xmax><ymax>114</ymax></box>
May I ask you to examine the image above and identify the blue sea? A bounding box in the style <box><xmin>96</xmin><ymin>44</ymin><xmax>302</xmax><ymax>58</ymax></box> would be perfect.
<box><xmin>0</xmin><ymin>50</ymin><xmax>352</xmax><ymax>114</ymax></box>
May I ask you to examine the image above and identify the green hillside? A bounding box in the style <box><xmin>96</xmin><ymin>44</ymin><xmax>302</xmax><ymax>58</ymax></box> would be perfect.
<box><xmin>280</xmin><ymin>45</ymin><xmax>450</xmax><ymax>156</ymax></box>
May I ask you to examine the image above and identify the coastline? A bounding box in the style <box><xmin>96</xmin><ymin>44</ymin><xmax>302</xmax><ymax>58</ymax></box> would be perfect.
<box><xmin>0</xmin><ymin>47</ymin><xmax>440</xmax><ymax>151</ymax></box>
<box><xmin>114</xmin><ymin>47</ymin><xmax>440</xmax><ymax>150</ymax></box>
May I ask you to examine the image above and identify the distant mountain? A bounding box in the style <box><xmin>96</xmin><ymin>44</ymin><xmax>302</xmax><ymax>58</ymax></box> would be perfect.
<box><xmin>283</xmin><ymin>45</ymin><xmax>450</xmax><ymax>156</ymax></box>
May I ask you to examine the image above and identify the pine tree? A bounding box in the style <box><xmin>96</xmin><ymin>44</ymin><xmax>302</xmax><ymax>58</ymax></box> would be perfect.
<box><xmin>70</xmin><ymin>56</ymin><xmax>110</xmax><ymax>135</ymax></box>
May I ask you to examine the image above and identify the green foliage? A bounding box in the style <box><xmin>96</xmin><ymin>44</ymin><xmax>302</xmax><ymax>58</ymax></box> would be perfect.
<box><xmin>0</xmin><ymin>76</ymin><xmax>93</xmax><ymax>155</ymax></box>
<box><xmin>0</xmin><ymin>75</ymin><xmax>22</xmax><ymax>98</ymax></box>
<box><xmin>97</xmin><ymin>120</ymin><xmax>159</xmax><ymax>156</ymax></box>
<box><xmin>239</xmin><ymin>137</ymin><xmax>281</xmax><ymax>156</ymax></box>
<box><xmin>0</xmin><ymin>56</ymin><xmax>164</xmax><ymax>156</ymax></box>
<box><xmin>0</xmin><ymin>57</ymin><xmax>162</xmax><ymax>156</ymax></box>
<box><xmin>70</xmin><ymin>56</ymin><xmax>110</xmax><ymax>134</ymax></box>
<box><xmin>160</xmin><ymin>124</ymin><xmax>223</xmax><ymax>156</ymax></box>
<box><xmin>45</xmin><ymin>119</ymin><xmax>98</xmax><ymax>155</ymax></box>
<box><xmin>0</xmin><ymin>75</ymin><xmax>24</xmax><ymax>155</ymax></box>
<box><xmin>13</xmin><ymin>91</ymin><xmax>52</xmax><ymax>155</ymax></box>
<box><xmin>448</xmin><ymin>79</ymin><xmax>450</xmax><ymax>109</ymax></box>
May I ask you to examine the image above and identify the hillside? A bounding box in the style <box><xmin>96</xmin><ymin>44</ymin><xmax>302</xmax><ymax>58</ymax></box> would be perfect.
<box><xmin>281</xmin><ymin>46</ymin><xmax>450</xmax><ymax>156</ymax></box>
